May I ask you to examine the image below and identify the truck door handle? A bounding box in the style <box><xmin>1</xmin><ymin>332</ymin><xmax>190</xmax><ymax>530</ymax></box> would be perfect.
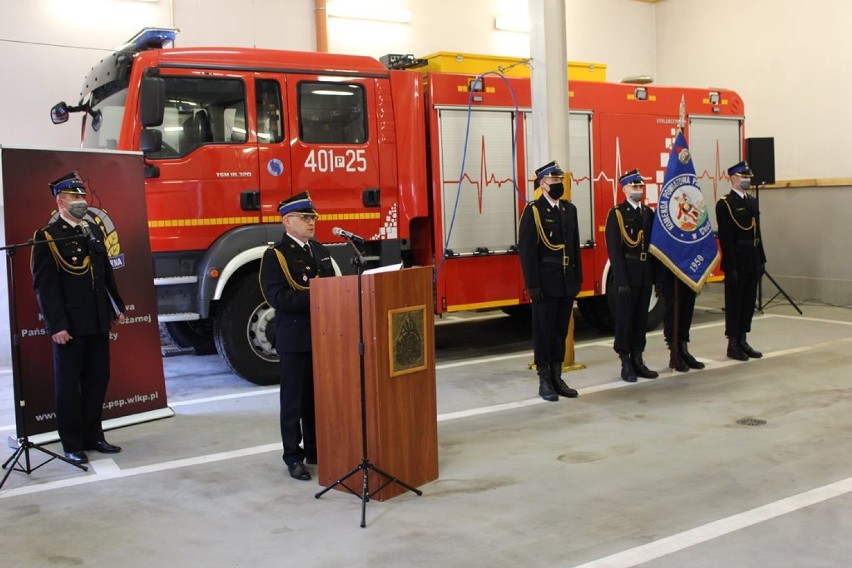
<box><xmin>240</xmin><ymin>190</ymin><xmax>260</xmax><ymax>211</ymax></box>
<box><xmin>363</xmin><ymin>187</ymin><xmax>380</xmax><ymax>207</ymax></box>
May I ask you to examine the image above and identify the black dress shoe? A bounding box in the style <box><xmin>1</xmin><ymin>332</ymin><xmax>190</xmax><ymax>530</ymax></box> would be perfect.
<box><xmin>669</xmin><ymin>353</ymin><xmax>690</xmax><ymax>373</ymax></box>
<box><xmin>727</xmin><ymin>338</ymin><xmax>748</xmax><ymax>361</ymax></box>
<box><xmin>667</xmin><ymin>342</ymin><xmax>689</xmax><ymax>372</ymax></box>
<box><xmin>680</xmin><ymin>342</ymin><xmax>705</xmax><ymax>369</ymax></box>
<box><xmin>552</xmin><ymin>378</ymin><xmax>579</xmax><ymax>398</ymax></box>
<box><xmin>538</xmin><ymin>374</ymin><xmax>558</xmax><ymax>402</ymax></box>
<box><xmin>631</xmin><ymin>353</ymin><xmax>659</xmax><ymax>379</ymax></box>
<box><xmin>739</xmin><ymin>339</ymin><xmax>763</xmax><ymax>359</ymax></box>
<box><xmin>86</xmin><ymin>440</ymin><xmax>122</xmax><ymax>453</ymax></box>
<box><xmin>619</xmin><ymin>354</ymin><xmax>637</xmax><ymax>383</ymax></box>
<box><xmin>287</xmin><ymin>461</ymin><xmax>311</xmax><ymax>481</ymax></box>
<box><xmin>550</xmin><ymin>363</ymin><xmax>578</xmax><ymax>398</ymax></box>
<box><xmin>305</xmin><ymin>456</ymin><xmax>318</xmax><ymax>465</ymax></box>
<box><xmin>64</xmin><ymin>451</ymin><xmax>89</xmax><ymax>464</ymax></box>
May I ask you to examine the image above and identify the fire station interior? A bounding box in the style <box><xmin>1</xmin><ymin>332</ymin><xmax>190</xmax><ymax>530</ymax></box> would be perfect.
<box><xmin>2</xmin><ymin>1</ymin><xmax>852</xmax><ymax>567</ymax></box>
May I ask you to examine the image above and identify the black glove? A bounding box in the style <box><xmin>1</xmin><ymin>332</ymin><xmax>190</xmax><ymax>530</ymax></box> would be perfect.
<box><xmin>528</xmin><ymin>287</ymin><xmax>544</xmax><ymax>302</ymax></box>
<box><xmin>617</xmin><ymin>285</ymin><xmax>630</xmax><ymax>297</ymax></box>
<box><xmin>726</xmin><ymin>270</ymin><xmax>738</xmax><ymax>286</ymax></box>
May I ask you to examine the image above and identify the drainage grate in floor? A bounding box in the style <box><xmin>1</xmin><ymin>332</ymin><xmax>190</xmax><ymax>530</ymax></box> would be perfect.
<box><xmin>736</xmin><ymin>417</ymin><xmax>767</xmax><ymax>426</ymax></box>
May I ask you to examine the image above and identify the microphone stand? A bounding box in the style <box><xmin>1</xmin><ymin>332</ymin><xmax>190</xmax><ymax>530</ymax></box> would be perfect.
<box><xmin>2</xmin><ymin>235</ymin><xmax>89</xmax><ymax>490</ymax></box>
<box><xmin>314</xmin><ymin>234</ymin><xmax>421</xmax><ymax>527</ymax></box>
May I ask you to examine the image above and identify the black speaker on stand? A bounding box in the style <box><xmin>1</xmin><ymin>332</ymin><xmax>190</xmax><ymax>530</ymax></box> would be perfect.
<box><xmin>745</xmin><ymin>137</ymin><xmax>801</xmax><ymax>314</ymax></box>
<box><xmin>746</xmin><ymin>137</ymin><xmax>776</xmax><ymax>186</ymax></box>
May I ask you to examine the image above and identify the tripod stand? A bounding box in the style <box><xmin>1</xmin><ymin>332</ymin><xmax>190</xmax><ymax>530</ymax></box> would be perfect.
<box><xmin>753</xmin><ymin>183</ymin><xmax>801</xmax><ymax>314</ymax></box>
<box><xmin>1</xmin><ymin>237</ymin><xmax>88</xmax><ymax>490</ymax></box>
<box><xmin>759</xmin><ymin>270</ymin><xmax>802</xmax><ymax>314</ymax></box>
<box><xmin>314</xmin><ymin>235</ymin><xmax>421</xmax><ymax>528</ymax></box>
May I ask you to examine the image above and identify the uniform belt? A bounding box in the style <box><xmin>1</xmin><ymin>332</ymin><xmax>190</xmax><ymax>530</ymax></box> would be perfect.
<box><xmin>624</xmin><ymin>252</ymin><xmax>648</xmax><ymax>261</ymax></box>
<box><xmin>541</xmin><ymin>256</ymin><xmax>571</xmax><ymax>267</ymax></box>
<box><xmin>736</xmin><ymin>238</ymin><xmax>761</xmax><ymax>246</ymax></box>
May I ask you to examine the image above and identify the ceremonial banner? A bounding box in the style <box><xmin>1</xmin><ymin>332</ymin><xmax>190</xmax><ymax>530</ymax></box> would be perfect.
<box><xmin>2</xmin><ymin>147</ymin><xmax>171</xmax><ymax>439</ymax></box>
<box><xmin>649</xmin><ymin>131</ymin><xmax>719</xmax><ymax>291</ymax></box>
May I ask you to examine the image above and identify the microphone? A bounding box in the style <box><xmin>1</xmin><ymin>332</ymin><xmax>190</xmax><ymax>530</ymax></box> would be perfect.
<box><xmin>332</xmin><ymin>227</ymin><xmax>366</xmax><ymax>244</ymax></box>
<box><xmin>79</xmin><ymin>220</ymin><xmax>99</xmax><ymax>244</ymax></box>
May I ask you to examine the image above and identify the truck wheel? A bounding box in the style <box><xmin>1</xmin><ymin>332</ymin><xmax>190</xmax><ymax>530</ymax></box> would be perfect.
<box><xmin>213</xmin><ymin>274</ymin><xmax>279</xmax><ymax>385</ymax></box>
<box><xmin>577</xmin><ymin>295</ymin><xmax>614</xmax><ymax>332</ymax></box>
<box><xmin>165</xmin><ymin>320</ymin><xmax>217</xmax><ymax>355</ymax></box>
<box><xmin>501</xmin><ymin>305</ymin><xmax>531</xmax><ymax>319</ymax></box>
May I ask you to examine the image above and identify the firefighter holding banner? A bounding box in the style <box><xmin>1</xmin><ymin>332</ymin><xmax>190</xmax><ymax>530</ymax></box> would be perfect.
<box><xmin>605</xmin><ymin>169</ymin><xmax>659</xmax><ymax>382</ymax></box>
<box><xmin>659</xmin><ymin>263</ymin><xmax>704</xmax><ymax>372</ymax></box>
<box><xmin>649</xmin><ymin>128</ymin><xmax>720</xmax><ymax>368</ymax></box>
<box><xmin>716</xmin><ymin>161</ymin><xmax>766</xmax><ymax>361</ymax></box>
<box><xmin>518</xmin><ymin>161</ymin><xmax>582</xmax><ymax>401</ymax></box>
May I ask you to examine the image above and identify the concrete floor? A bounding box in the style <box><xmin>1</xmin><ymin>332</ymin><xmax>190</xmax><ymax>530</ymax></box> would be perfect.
<box><xmin>2</xmin><ymin>285</ymin><xmax>852</xmax><ymax>567</ymax></box>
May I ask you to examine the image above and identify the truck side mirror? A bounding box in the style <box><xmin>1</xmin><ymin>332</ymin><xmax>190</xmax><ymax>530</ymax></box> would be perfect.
<box><xmin>140</xmin><ymin>128</ymin><xmax>162</xmax><ymax>154</ymax></box>
<box><xmin>50</xmin><ymin>102</ymin><xmax>70</xmax><ymax>124</ymax></box>
<box><xmin>90</xmin><ymin>109</ymin><xmax>103</xmax><ymax>132</ymax></box>
<box><xmin>140</xmin><ymin>76</ymin><xmax>165</xmax><ymax>127</ymax></box>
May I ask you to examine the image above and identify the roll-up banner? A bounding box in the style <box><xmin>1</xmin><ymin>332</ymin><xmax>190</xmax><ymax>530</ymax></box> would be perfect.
<box><xmin>2</xmin><ymin>147</ymin><xmax>171</xmax><ymax>441</ymax></box>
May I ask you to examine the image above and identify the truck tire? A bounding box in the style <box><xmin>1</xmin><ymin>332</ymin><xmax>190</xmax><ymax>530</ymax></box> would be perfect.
<box><xmin>213</xmin><ymin>273</ymin><xmax>279</xmax><ymax>385</ymax></box>
<box><xmin>577</xmin><ymin>295</ymin><xmax>614</xmax><ymax>332</ymax></box>
<box><xmin>501</xmin><ymin>305</ymin><xmax>532</xmax><ymax>319</ymax></box>
<box><xmin>165</xmin><ymin>320</ymin><xmax>217</xmax><ymax>355</ymax></box>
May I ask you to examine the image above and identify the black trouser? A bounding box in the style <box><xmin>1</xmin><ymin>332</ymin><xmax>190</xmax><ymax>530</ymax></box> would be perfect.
<box><xmin>278</xmin><ymin>351</ymin><xmax>316</xmax><ymax>466</ymax></box>
<box><xmin>613</xmin><ymin>284</ymin><xmax>651</xmax><ymax>354</ymax></box>
<box><xmin>725</xmin><ymin>272</ymin><xmax>760</xmax><ymax>338</ymax></box>
<box><xmin>53</xmin><ymin>333</ymin><xmax>110</xmax><ymax>452</ymax></box>
<box><xmin>661</xmin><ymin>270</ymin><xmax>697</xmax><ymax>344</ymax></box>
<box><xmin>531</xmin><ymin>296</ymin><xmax>574</xmax><ymax>370</ymax></box>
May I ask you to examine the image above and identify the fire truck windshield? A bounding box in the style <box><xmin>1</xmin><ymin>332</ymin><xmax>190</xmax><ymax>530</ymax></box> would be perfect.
<box><xmin>82</xmin><ymin>88</ymin><xmax>128</xmax><ymax>150</ymax></box>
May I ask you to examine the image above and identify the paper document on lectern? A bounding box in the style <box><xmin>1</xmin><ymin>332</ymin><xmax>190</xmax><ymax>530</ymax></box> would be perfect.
<box><xmin>362</xmin><ymin>262</ymin><xmax>403</xmax><ymax>275</ymax></box>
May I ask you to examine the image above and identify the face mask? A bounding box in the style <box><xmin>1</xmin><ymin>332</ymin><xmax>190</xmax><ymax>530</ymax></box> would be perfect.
<box><xmin>546</xmin><ymin>182</ymin><xmax>564</xmax><ymax>200</ymax></box>
<box><xmin>67</xmin><ymin>201</ymin><xmax>88</xmax><ymax>220</ymax></box>
<box><xmin>738</xmin><ymin>179</ymin><xmax>751</xmax><ymax>191</ymax></box>
<box><xmin>628</xmin><ymin>191</ymin><xmax>644</xmax><ymax>203</ymax></box>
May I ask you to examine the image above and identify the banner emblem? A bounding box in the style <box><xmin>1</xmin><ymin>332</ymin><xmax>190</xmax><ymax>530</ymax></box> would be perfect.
<box><xmin>649</xmin><ymin>130</ymin><xmax>719</xmax><ymax>292</ymax></box>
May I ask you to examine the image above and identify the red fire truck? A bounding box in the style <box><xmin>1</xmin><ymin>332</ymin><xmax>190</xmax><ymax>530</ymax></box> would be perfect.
<box><xmin>50</xmin><ymin>29</ymin><xmax>746</xmax><ymax>384</ymax></box>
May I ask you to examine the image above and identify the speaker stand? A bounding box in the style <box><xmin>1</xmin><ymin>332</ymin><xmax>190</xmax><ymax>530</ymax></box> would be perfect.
<box><xmin>758</xmin><ymin>271</ymin><xmax>802</xmax><ymax>314</ymax></box>
<box><xmin>753</xmin><ymin>182</ymin><xmax>801</xmax><ymax>314</ymax></box>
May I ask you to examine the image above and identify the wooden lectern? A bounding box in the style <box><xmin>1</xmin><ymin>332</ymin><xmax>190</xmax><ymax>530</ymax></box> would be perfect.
<box><xmin>311</xmin><ymin>266</ymin><xmax>438</xmax><ymax>501</ymax></box>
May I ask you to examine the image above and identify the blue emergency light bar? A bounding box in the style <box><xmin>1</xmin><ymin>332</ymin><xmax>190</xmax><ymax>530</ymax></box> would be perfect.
<box><xmin>120</xmin><ymin>28</ymin><xmax>178</xmax><ymax>53</ymax></box>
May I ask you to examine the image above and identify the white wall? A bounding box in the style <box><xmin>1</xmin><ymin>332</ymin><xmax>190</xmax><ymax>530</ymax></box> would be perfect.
<box><xmin>0</xmin><ymin>0</ymin><xmax>659</xmax><ymax>153</ymax></box>
<box><xmin>0</xmin><ymin>0</ymin><xmax>173</xmax><ymax>151</ymax></box>
<box><xmin>173</xmin><ymin>0</ymin><xmax>314</xmax><ymax>49</ymax></box>
<box><xmin>326</xmin><ymin>0</ymin><xmax>657</xmax><ymax>90</ymax></box>
<box><xmin>655</xmin><ymin>0</ymin><xmax>852</xmax><ymax>180</ymax></box>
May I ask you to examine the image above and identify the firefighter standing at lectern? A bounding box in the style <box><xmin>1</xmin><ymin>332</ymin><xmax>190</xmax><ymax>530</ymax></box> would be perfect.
<box><xmin>605</xmin><ymin>169</ymin><xmax>659</xmax><ymax>383</ymax></box>
<box><xmin>518</xmin><ymin>161</ymin><xmax>583</xmax><ymax>402</ymax></box>
<box><xmin>31</xmin><ymin>171</ymin><xmax>126</xmax><ymax>465</ymax></box>
<box><xmin>260</xmin><ymin>191</ymin><xmax>336</xmax><ymax>482</ymax></box>
<box><xmin>716</xmin><ymin>161</ymin><xmax>766</xmax><ymax>361</ymax></box>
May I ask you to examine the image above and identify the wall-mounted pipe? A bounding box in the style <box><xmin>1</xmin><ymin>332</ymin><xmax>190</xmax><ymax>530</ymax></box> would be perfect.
<box><xmin>315</xmin><ymin>0</ymin><xmax>328</xmax><ymax>52</ymax></box>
